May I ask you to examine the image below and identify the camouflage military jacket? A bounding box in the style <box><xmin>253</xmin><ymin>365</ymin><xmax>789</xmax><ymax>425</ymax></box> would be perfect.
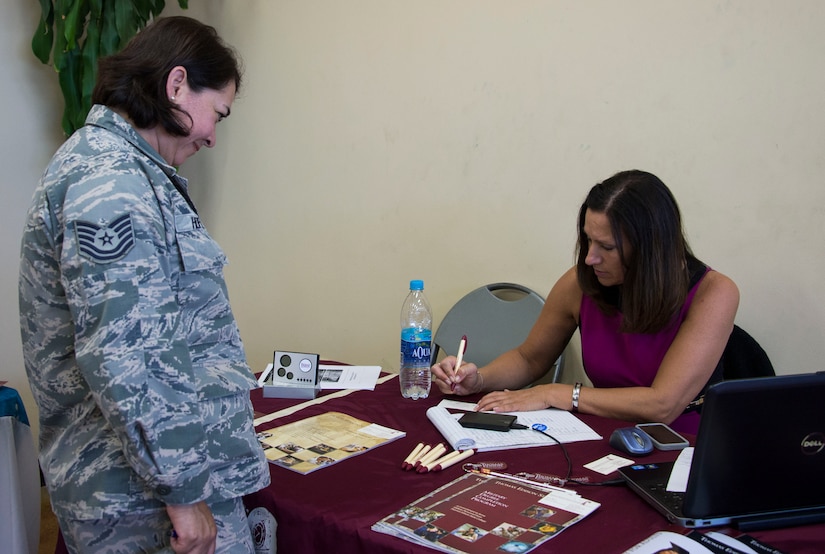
<box><xmin>19</xmin><ymin>105</ymin><xmax>269</xmax><ymax>519</ymax></box>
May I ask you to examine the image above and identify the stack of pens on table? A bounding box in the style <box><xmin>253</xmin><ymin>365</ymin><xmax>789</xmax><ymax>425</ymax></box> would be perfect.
<box><xmin>401</xmin><ymin>442</ymin><xmax>475</xmax><ymax>473</ymax></box>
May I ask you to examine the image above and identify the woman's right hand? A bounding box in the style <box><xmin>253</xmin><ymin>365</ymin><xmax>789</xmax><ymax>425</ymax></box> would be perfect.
<box><xmin>431</xmin><ymin>356</ymin><xmax>482</xmax><ymax>395</ymax></box>
<box><xmin>167</xmin><ymin>501</ymin><xmax>217</xmax><ymax>554</ymax></box>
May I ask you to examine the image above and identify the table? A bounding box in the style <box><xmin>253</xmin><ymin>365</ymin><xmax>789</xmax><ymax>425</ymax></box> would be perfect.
<box><xmin>244</xmin><ymin>368</ymin><xmax>825</xmax><ymax>553</ymax></box>
<box><xmin>1</xmin><ymin>386</ymin><xmax>40</xmax><ymax>554</ymax></box>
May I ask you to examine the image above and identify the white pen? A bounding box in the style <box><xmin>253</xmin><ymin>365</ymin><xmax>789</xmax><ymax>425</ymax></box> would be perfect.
<box><xmin>407</xmin><ymin>444</ymin><xmax>431</xmax><ymax>471</ymax></box>
<box><xmin>433</xmin><ymin>449</ymin><xmax>475</xmax><ymax>471</ymax></box>
<box><xmin>420</xmin><ymin>449</ymin><xmax>463</xmax><ymax>473</ymax></box>
<box><xmin>402</xmin><ymin>442</ymin><xmax>425</xmax><ymax>470</ymax></box>
<box><xmin>416</xmin><ymin>443</ymin><xmax>446</xmax><ymax>469</ymax></box>
<box><xmin>451</xmin><ymin>335</ymin><xmax>467</xmax><ymax>392</ymax></box>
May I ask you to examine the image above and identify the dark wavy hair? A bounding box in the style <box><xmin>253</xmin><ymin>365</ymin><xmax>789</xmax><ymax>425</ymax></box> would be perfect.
<box><xmin>92</xmin><ymin>16</ymin><xmax>243</xmax><ymax>137</ymax></box>
<box><xmin>576</xmin><ymin>170</ymin><xmax>693</xmax><ymax>333</ymax></box>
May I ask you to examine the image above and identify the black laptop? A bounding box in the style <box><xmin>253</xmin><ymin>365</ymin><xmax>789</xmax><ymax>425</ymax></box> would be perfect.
<box><xmin>618</xmin><ymin>372</ymin><xmax>825</xmax><ymax>530</ymax></box>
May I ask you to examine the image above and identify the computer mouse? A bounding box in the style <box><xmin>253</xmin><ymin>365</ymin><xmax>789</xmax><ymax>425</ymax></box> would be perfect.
<box><xmin>610</xmin><ymin>427</ymin><xmax>654</xmax><ymax>456</ymax></box>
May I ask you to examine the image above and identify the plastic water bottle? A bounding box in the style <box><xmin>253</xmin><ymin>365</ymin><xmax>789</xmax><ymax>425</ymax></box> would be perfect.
<box><xmin>400</xmin><ymin>279</ymin><xmax>432</xmax><ymax>399</ymax></box>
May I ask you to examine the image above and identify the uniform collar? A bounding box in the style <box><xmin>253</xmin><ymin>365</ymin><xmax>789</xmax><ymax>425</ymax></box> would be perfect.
<box><xmin>84</xmin><ymin>105</ymin><xmax>180</xmax><ymax>181</ymax></box>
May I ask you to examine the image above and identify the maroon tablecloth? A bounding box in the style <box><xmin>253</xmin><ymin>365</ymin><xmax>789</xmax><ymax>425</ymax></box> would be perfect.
<box><xmin>244</xmin><ymin>369</ymin><xmax>825</xmax><ymax>553</ymax></box>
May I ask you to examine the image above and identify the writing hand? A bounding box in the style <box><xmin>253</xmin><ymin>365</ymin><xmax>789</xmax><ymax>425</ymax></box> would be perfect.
<box><xmin>431</xmin><ymin>356</ymin><xmax>479</xmax><ymax>395</ymax></box>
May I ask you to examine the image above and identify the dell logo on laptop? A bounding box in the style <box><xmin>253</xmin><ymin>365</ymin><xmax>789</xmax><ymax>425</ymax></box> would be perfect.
<box><xmin>801</xmin><ymin>432</ymin><xmax>825</xmax><ymax>455</ymax></box>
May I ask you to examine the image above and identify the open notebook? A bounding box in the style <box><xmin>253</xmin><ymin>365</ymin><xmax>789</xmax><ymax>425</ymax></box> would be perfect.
<box><xmin>426</xmin><ymin>400</ymin><xmax>601</xmax><ymax>452</ymax></box>
<box><xmin>619</xmin><ymin>372</ymin><xmax>825</xmax><ymax>530</ymax></box>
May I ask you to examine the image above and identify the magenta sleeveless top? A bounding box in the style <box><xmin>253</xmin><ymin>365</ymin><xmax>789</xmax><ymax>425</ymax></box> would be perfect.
<box><xmin>579</xmin><ymin>267</ymin><xmax>711</xmax><ymax>435</ymax></box>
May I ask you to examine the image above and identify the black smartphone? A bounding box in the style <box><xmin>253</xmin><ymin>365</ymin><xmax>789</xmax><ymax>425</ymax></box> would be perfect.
<box><xmin>458</xmin><ymin>412</ymin><xmax>518</xmax><ymax>432</ymax></box>
<box><xmin>635</xmin><ymin>422</ymin><xmax>689</xmax><ymax>451</ymax></box>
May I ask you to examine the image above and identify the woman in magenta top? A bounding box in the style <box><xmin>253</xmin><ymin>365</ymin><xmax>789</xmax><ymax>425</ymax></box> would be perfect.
<box><xmin>431</xmin><ymin>170</ymin><xmax>739</xmax><ymax>434</ymax></box>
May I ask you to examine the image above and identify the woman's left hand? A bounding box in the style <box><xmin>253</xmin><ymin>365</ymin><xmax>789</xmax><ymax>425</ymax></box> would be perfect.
<box><xmin>474</xmin><ymin>385</ymin><xmax>553</xmax><ymax>413</ymax></box>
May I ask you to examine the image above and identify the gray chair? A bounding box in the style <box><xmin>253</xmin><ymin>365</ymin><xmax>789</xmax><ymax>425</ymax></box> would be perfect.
<box><xmin>432</xmin><ymin>282</ymin><xmax>564</xmax><ymax>384</ymax></box>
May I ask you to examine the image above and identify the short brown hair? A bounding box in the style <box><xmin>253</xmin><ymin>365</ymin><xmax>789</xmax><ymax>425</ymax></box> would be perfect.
<box><xmin>92</xmin><ymin>16</ymin><xmax>243</xmax><ymax>137</ymax></box>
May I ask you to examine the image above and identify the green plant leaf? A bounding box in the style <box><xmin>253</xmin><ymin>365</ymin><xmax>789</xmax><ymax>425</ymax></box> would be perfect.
<box><xmin>99</xmin><ymin>1</ymin><xmax>120</xmax><ymax>56</ymax></box>
<box><xmin>31</xmin><ymin>12</ymin><xmax>55</xmax><ymax>64</ymax></box>
<box><xmin>63</xmin><ymin>0</ymin><xmax>90</xmax><ymax>51</ymax></box>
<box><xmin>132</xmin><ymin>0</ymin><xmax>151</xmax><ymax>23</ymax></box>
<box><xmin>149</xmin><ymin>0</ymin><xmax>167</xmax><ymax>14</ymax></box>
<box><xmin>51</xmin><ymin>2</ymin><xmax>69</xmax><ymax>72</ymax></box>
<box><xmin>57</xmin><ymin>48</ymin><xmax>84</xmax><ymax>135</ymax></box>
<box><xmin>114</xmin><ymin>0</ymin><xmax>140</xmax><ymax>49</ymax></box>
<box><xmin>53</xmin><ymin>0</ymin><xmax>79</xmax><ymax>22</ymax></box>
<box><xmin>87</xmin><ymin>0</ymin><xmax>102</xmax><ymax>25</ymax></box>
<box><xmin>36</xmin><ymin>0</ymin><xmax>53</xmax><ymax>20</ymax></box>
<box><xmin>33</xmin><ymin>0</ymin><xmax>188</xmax><ymax>135</ymax></box>
<box><xmin>81</xmin><ymin>13</ymin><xmax>101</xmax><ymax>112</ymax></box>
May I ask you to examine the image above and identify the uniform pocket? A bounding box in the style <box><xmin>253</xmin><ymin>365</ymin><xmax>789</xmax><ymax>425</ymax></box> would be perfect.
<box><xmin>175</xmin><ymin>213</ymin><xmax>227</xmax><ymax>273</ymax></box>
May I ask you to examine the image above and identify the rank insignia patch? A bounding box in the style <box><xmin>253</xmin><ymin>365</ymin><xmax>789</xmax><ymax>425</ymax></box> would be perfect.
<box><xmin>75</xmin><ymin>213</ymin><xmax>135</xmax><ymax>263</ymax></box>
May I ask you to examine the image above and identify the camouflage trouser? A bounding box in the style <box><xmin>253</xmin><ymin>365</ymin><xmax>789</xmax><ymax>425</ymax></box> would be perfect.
<box><xmin>56</xmin><ymin>496</ymin><xmax>255</xmax><ymax>554</ymax></box>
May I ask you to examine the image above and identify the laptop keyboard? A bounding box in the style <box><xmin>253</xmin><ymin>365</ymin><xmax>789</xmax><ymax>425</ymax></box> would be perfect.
<box><xmin>648</xmin><ymin>481</ymin><xmax>685</xmax><ymax>514</ymax></box>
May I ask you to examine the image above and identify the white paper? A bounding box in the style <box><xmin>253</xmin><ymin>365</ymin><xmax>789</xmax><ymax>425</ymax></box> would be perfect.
<box><xmin>318</xmin><ymin>364</ymin><xmax>381</xmax><ymax>390</ymax></box>
<box><xmin>359</xmin><ymin>423</ymin><xmax>406</xmax><ymax>440</ymax></box>
<box><xmin>666</xmin><ymin>446</ymin><xmax>694</xmax><ymax>492</ymax></box>
<box><xmin>540</xmin><ymin>489</ymin><xmax>601</xmax><ymax>517</ymax></box>
<box><xmin>584</xmin><ymin>454</ymin><xmax>635</xmax><ymax>475</ymax></box>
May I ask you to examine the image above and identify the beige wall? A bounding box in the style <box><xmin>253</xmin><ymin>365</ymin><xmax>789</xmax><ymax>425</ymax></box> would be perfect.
<box><xmin>2</xmin><ymin>0</ymin><xmax>66</xmax><ymax>437</ymax></box>
<box><xmin>4</xmin><ymin>1</ymin><xmax>824</xmax><ymax>437</ymax></box>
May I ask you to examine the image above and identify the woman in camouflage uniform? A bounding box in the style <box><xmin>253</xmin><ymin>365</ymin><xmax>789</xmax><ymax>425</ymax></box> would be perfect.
<box><xmin>19</xmin><ymin>16</ymin><xmax>270</xmax><ymax>554</ymax></box>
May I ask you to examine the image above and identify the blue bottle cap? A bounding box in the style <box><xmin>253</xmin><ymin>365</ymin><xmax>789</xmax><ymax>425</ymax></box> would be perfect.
<box><xmin>409</xmin><ymin>280</ymin><xmax>424</xmax><ymax>290</ymax></box>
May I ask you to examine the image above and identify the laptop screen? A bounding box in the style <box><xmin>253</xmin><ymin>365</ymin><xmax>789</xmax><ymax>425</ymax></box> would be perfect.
<box><xmin>683</xmin><ymin>372</ymin><xmax>825</xmax><ymax>521</ymax></box>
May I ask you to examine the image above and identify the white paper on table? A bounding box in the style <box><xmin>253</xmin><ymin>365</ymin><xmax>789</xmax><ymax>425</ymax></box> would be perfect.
<box><xmin>318</xmin><ymin>364</ymin><xmax>381</xmax><ymax>390</ymax></box>
<box><xmin>666</xmin><ymin>447</ymin><xmax>694</xmax><ymax>492</ymax></box>
<box><xmin>584</xmin><ymin>454</ymin><xmax>635</xmax><ymax>475</ymax></box>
